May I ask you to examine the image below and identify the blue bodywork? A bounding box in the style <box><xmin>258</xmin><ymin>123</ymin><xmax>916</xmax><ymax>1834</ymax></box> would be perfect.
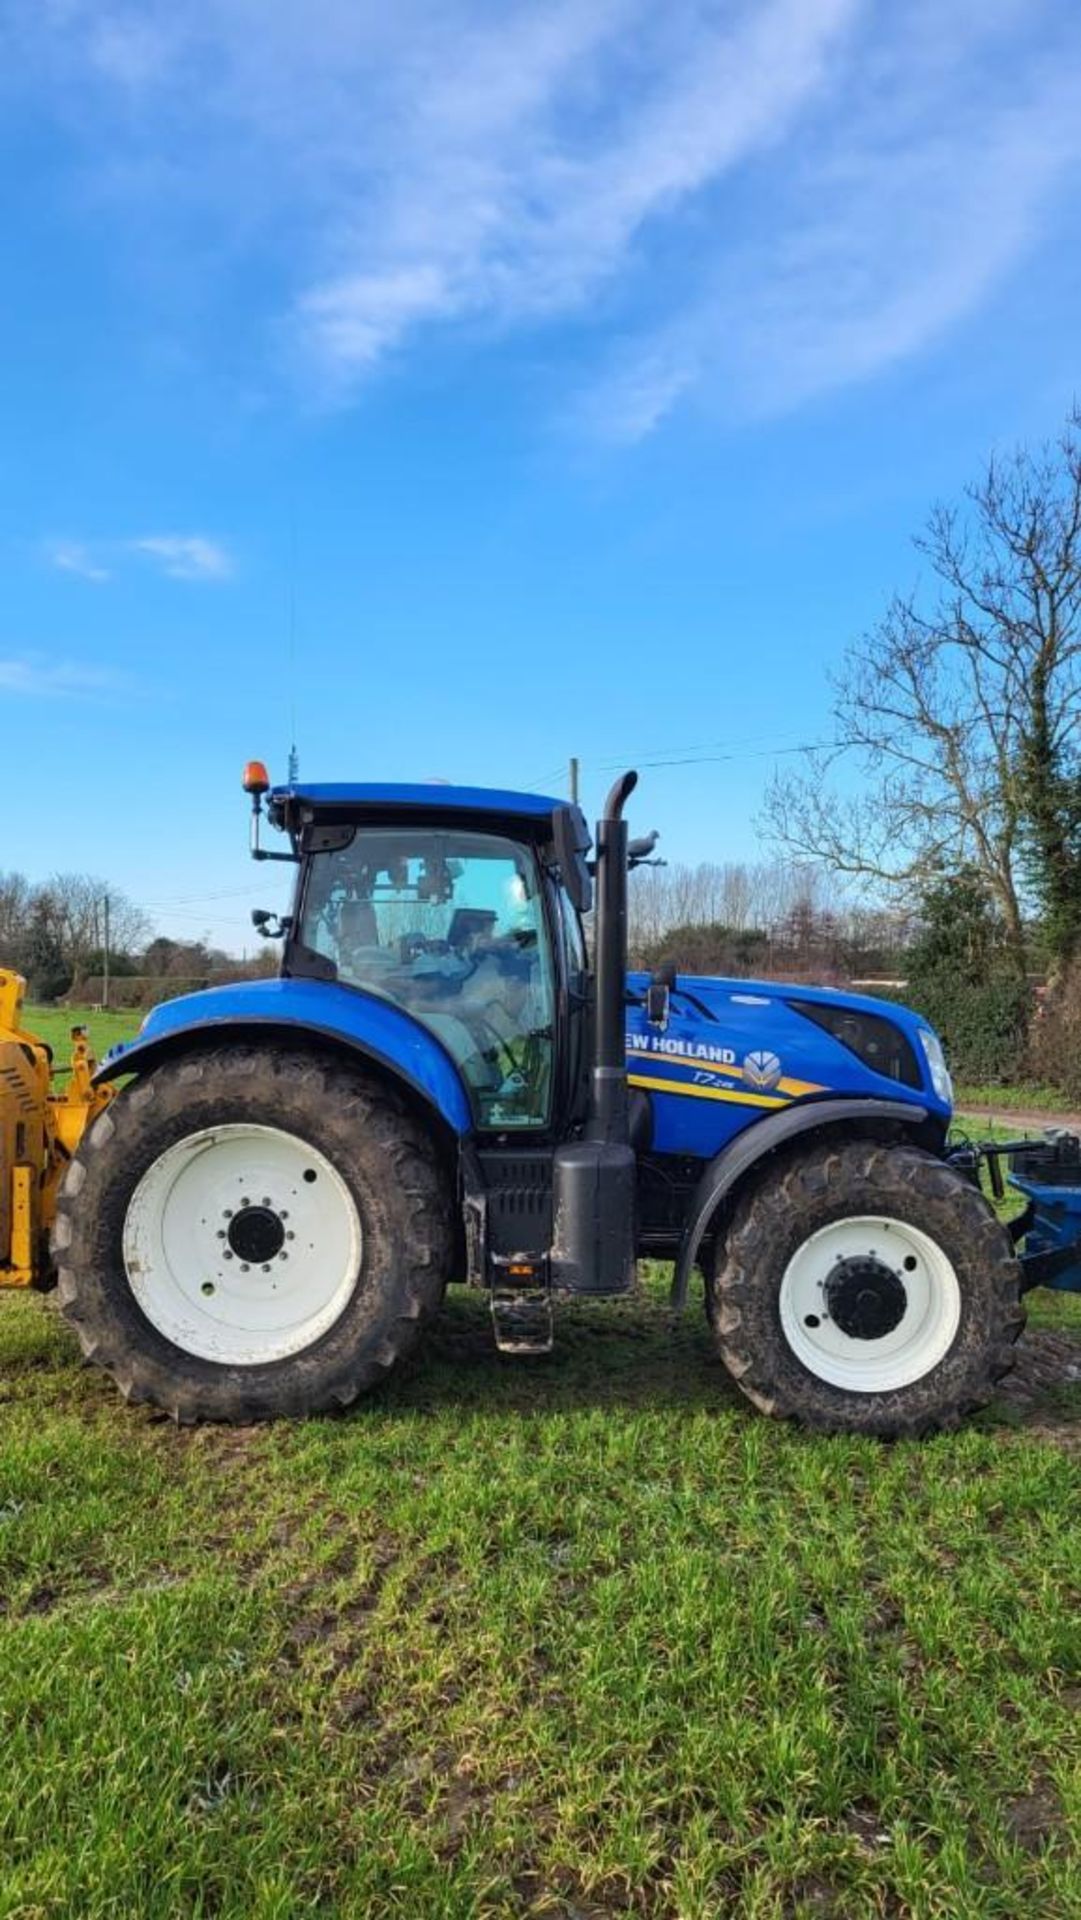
<box><xmin>94</xmin><ymin>775</ymin><xmax>1081</xmax><ymax>1316</ymax></box>
<box><xmin>103</xmin><ymin>970</ymin><xmax>946</xmax><ymax>1157</ymax></box>
<box><xmin>625</xmin><ymin>972</ymin><xmax>946</xmax><ymax>1156</ymax></box>
<box><xmin>269</xmin><ymin>782</ymin><xmax>563</xmax><ymax>819</ymax></box>
<box><xmin>1009</xmin><ymin>1167</ymin><xmax>1081</xmax><ymax>1292</ymax></box>
<box><xmin>101</xmin><ymin>978</ymin><xmax>473</xmax><ymax>1135</ymax></box>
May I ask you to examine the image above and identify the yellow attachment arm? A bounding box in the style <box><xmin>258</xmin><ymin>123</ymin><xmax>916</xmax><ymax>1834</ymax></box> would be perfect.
<box><xmin>0</xmin><ymin>968</ymin><xmax>113</xmax><ymax>1289</ymax></box>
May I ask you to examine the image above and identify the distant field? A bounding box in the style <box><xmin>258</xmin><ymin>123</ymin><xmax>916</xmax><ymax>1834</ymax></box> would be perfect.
<box><xmin>955</xmin><ymin>1083</ymin><xmax>1076</xmax><ymax>1116</ymax></box>
<box><xmin>22</xmin><ymin>1002</ymin><xmax>142</xmax><ymax>1062</ymax></box>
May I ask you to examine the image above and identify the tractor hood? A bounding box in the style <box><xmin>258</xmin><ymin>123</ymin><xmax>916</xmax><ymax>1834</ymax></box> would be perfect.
<box><xmin>625</xmin><ymin>970</ymin><xmax>952</xmax><ymax>1126</ymax></box>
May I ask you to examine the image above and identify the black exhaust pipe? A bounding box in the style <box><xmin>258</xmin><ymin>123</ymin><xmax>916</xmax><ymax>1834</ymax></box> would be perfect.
<box><xmin>550</xmin><ymin>769</ymin><xmax>638</xmax><ymax>1295</ymax></box>
<box><xmin>589</xmin><ymin>769</ymin><xmax>637</xmax><ymax>1145</ymax></box>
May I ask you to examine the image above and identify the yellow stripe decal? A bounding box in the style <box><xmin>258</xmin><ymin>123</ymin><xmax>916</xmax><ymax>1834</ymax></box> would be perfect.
<box><xmin>627</xmin><ymin>1072</ymin><xmax>791</xmax><ymax>1110</ymax></box>
<box><xmin>626</xmin><ymin>1047</ymin><xmax>823</xmax><ymax>1099</ymax></box>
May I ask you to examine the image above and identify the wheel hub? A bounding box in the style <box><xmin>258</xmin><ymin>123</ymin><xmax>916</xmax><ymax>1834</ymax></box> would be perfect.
<box><xmin>777</xmin><ymin>1213</ymin><xmax>963</xmax><ymax>1394</ymax></box>
<box><xmin>824</xmin><ymin>1256</ymin><xmax>907</xmax><ymax>1341</ymax></box>
<box><xmin>123</xmin><ymin>1123</ymin><xmax>363</xmax><ymax>1365</ymax></box>
<box><xmin>227</xmin><ymin>1204</ymin><xmax>286</xmax><ymax>1265</ymax></box>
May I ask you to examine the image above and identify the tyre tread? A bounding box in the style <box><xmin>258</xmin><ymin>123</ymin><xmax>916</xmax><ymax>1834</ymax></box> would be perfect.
<box><xmin>52</xmin><ymin>1044</ymin><xmax>452</xmax><ymax>1423</ymax></box>
<box><xmin>707</xmin><ymin>1138</ymin><xmax>1025</xmax><ymax>1437</ymax></box>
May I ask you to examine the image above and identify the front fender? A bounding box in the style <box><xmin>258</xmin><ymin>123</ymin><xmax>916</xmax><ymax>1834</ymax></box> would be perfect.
<box><xmin>94</xmin><ymin>978</ymin><xmax>473</xmax><ymax>1136</ymax></box>
<box><xmin>670</xmin><ymin>1095</ymin><xmax>935</xmax><ymax>1310</ymax></box>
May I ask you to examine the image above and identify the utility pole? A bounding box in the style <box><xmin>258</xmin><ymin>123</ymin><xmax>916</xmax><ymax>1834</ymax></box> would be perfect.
<box><xmin>102</xmin><ymin>891</ymin><xmax>111</xmax><ymax>1010</ymax></box>
<box><xmin>569</xmin><ymin>756</ymin><xmax>580</xmax><ymax>806</ymax></box>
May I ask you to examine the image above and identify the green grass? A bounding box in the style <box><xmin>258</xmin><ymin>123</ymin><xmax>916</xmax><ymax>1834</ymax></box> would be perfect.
<box><xmin>955</xmin><ymin>1084</ymin><xmax>1076</xmax><ymax>1116</ymax></box>
<box><xmin>4</xmin><ymin>1004</ymin><xmax>1079</xmax><ymax>1914</ymax></box>
<box><xmin>21</xmin><ymin>1002</ymin><xmax>143</xmax><ymax>1064</ymax></box>
<box><xmin>1</xmin><ymin>1273</ymin><xmax>1078</xmax><ymax>1920</ymax></box>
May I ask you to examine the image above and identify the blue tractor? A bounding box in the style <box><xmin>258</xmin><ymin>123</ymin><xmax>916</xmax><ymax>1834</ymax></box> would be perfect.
<box><xmin>52</xmin><ymin>768</ymin><xmax>1076</xmax><ymax>1434</ymax></box>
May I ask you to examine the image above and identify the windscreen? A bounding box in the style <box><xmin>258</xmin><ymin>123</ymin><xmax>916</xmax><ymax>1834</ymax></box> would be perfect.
<box><xmin>299</xmin><ymin>828</ymin><xmax>554</xmax><ymax>1128</ymax></box>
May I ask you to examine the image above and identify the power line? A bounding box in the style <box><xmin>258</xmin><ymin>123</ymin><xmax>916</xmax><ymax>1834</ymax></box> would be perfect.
<box><xmin>594</xmin><ymin>737</ymin><xmax>834</xmax><ymax>772</ymax></box>
<box><xmin>138</xmin><ymin>890</ymin><xmax>263</xmax><ymax>909</ymax></box>
<box><xmin>524</xmin><ymin>735</ymin><xmax>833</xmax><ymax>788</ymax></box>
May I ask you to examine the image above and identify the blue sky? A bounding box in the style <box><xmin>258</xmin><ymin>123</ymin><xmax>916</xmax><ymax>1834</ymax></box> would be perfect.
<box><xmin>3</xmin><ymin>0</ymin><xmax>1080</xmax><ymax>951</ymax></box>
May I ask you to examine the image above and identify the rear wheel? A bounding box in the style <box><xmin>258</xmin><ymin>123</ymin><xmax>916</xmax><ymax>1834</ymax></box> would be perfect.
<box><xmin>52</xmin><ymin>1046</ymin><xmax>451</xmax><ymax>1421</ymax></box>
<box><xmin>707</xmin><ymin>1139</ymin><xmax>1024</xmax><ymax>1436</ymax></box>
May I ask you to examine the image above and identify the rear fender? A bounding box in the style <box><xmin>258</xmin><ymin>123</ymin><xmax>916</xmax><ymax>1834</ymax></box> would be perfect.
<box><xmin>670</xmin><ymin>1096</ymin><xmax>936</xmax><ymax>1310</ymax></box>
<box><xmin>92</xmin><ymin>978</ymin><xmax>473</xmax><ymax>1139</ymax></box>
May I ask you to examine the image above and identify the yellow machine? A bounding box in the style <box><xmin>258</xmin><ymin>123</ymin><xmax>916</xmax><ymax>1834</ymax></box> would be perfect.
<box><xmin>0</xmin><ymin>969</ymin><xmax>113</xmax><ymax>1289</ymax></box>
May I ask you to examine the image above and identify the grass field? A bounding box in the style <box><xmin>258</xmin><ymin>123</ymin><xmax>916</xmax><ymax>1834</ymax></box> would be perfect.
<box><xmin>21</xmin><ymin>1002</ymin><xmax>143</xmax><ymax>1063</ymax></box>
<box><xmin>2</xmin><ymin>1006</ymin><xmax>1079</xmax><ymax>1917</ymax></box>
<box><xmin>955</xmin><ymin>1084</ymin><xmax>1076</xmax><ymax>1118</ymax></box>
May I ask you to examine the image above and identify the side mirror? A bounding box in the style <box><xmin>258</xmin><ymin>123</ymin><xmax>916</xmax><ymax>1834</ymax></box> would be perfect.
<box><xmin>553</xmin><ymin>804</ymin><xmax>593</xmax><ymax>913</ymax></box>
<box><xmin>646</xmin><ymin>960</ymin><xmax>676</xmax><ymax>1030</ymax></box>
<box><xmin>252</xmin><ymin>908</ymin><xmax>291</xmax><ymax>939</ymax></box>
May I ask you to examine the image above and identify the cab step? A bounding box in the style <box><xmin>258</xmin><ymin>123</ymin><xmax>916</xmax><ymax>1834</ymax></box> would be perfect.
<box><xmin>488</xmin><ymin>1256</ymin><xmax>553</xmax><ymax>1355</ymax></box>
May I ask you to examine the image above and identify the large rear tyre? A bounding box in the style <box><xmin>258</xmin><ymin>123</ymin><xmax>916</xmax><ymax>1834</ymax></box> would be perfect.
<box><xmin>52</xmin><ymin>1046</ymin><xmax>451</xmax><ymax>1422</ymax></box>
<box><xmin>706</xmin><ymin>1139</ymin><xmax>1024</xmax><ymax>1437</ymax></box>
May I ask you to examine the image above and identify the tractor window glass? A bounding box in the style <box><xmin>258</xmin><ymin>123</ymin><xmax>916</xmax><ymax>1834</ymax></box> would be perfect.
<box><xmin>556</xmin><ymin>882</ymin><xmax>588</xmax><ymax>982</ymax></box>
<box><xmin>299</xmin><ymin>830</ymin><xmax>555</xmax><ymax>1128</ymax></box>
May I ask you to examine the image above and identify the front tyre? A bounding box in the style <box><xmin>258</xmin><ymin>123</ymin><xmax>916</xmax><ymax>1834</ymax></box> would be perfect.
<box><xmin>707</xmin><ymin>1140</ymin><xmax>1024</xmax><ymax>1436</ymax></box>
<box><xmin>52</xmin><ymin>1046</ymin><xmax>451</xmax><ymax>1422</ymax></box>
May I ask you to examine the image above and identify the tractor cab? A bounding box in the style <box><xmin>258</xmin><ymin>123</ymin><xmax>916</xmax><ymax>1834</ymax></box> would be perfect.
<box><xmin>259</xmin><ymin>781</ymin><xmax>594</xmax><ymax>1136</ymax></box>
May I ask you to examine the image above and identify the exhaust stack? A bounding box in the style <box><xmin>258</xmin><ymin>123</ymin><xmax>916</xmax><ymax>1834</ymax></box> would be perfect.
<box><xmin>589</xmin><ymin>770</ymin><xmax>637</xmax><ymax>1145</ymax></box>
<box><xmin>550</xmin><ymin>769</ymin><xmax>638</xmax><ymax>1295</ymax></box>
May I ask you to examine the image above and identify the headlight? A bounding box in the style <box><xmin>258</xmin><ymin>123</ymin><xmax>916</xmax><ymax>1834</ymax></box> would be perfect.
<box><xmin>917</xmin><ymin>1028</ymin><xmax>953</xmax><ymax>1105</ymax></box>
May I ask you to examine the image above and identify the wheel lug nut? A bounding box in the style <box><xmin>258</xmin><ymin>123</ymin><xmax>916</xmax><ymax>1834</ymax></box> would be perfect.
<box><xmin>223</xmin><ymin>1251</ymin><xmax>233</xmax><ymax>1261</ymax></box>
<box><xmin>262</xmin><ymin>1196</ymin><xmax>272</xmax><ymax>1207</ymax></box>
<box><xmin>286</xmin><ymin>1231</ymin><xmax>295</xmax><ymax>1241</ymax></box>
<box><xmin>241</xmin><ymin>1264</ymin><xmax>250</xmax><ymax>1273</ymax></box>
<box><xmin>280</xmin><ymin>1210</ymin><xmax>289</xmax><ymax>1221</ymax></box>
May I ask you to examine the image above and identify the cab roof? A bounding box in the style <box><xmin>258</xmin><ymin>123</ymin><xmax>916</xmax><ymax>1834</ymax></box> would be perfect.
<box><xmin>269</xmin><ymin>781</ymin><xmax>564</xmax><ymax>820</ymax></box>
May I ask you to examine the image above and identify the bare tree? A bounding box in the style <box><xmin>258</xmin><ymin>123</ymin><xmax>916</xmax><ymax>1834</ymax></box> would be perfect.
<box><xmin>0</xmin><ymin>872</ymin><xmax>30</xmax><ymax>966</ymax></box>
<box><xmin>764</xmin><ymin>409</ymin><xmax>1081</xmax><ymax>970</ymax></box>
<box><xmin>45</xmin><ymin>874</ymin><xmax>150</xmax><ymax>982</ymax></box>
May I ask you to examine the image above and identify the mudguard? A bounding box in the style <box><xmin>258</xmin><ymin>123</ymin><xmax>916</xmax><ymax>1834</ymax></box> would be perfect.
<box><xmin>670</xmin><ymin>1095</ymin><xmax>933</xmax><ymax>1310</ymax></box>
<box><xmin>94</xmin><ymin>978</ymin><xmax>473</xmax><ymax>1136</ymax></box>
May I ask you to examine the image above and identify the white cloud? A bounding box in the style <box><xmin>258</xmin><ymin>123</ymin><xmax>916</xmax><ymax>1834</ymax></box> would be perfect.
<box><xmin>581</xmin><ymin>11</ymin><xmax>1081</xmax><ymax>436</ymax></box>
<box><xmin>46</xmin><ymin>540</ymin><xmax>112</xmax><ymax>584</ymax></box>
<box><xmin>0</xmin><ymin>657</ymin><xmax>130</xmax><ymax>699</ymax></box>
<box><xmin>292</xmin><ymin>0</ymin><xmax>863</xmax><ymax>381</ymax></box>
<box><xmin>42</xmin><ymin>532</ymin><xmax>234</xmax><ymax>582</ymax></box>
<box><xmin>128</xmin><ymin>535</ymin><xmax>234</xmax><ymax>581</ymax></box>
<box><xmin>10</xmin><ymin>1</ymin><xmax>1081</xmax><ymax>432</ymax></box>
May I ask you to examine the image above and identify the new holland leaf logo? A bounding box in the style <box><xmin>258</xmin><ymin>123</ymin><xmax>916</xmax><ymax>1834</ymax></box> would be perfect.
<box><xmin>742</xmin><ymin>1050</ymin><xmax>782</xmax><ymax>1090</ymax></box>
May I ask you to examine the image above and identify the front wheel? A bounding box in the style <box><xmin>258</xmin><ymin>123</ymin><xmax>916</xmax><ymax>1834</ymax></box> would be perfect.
<box><xmin>707</xmin><ymin>1139</ymin><xmax>1024</xmax><ymax>1436</ymax></box>
<box><xmin>52</xmin><ymin>1046</ymin><xmax>451</xmax><ymax>1422</ymax></box>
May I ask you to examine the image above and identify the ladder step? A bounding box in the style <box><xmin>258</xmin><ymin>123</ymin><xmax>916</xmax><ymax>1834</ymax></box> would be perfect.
<box><xmin>490</xmin><ymin>1287</ymin><xmax>553</xmax><ymax>1355</ymax></box>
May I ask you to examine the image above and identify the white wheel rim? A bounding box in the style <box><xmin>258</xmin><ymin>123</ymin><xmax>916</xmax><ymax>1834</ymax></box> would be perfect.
<box><xmin>778</xmin><ymin>1215</ymin><xmax>961</xmax><ymax>1393</ymax></box>
<box><xmin>123</xmin><ymin>1124</ymin><xmax>363</xmax><ymax>1365</ymax></box>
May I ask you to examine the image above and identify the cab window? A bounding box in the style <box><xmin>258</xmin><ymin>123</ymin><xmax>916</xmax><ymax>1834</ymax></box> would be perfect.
<box><xmin>298</xmin><ymin>828</ymin><xmax>555</xmax><ymax>1129</ymax></box>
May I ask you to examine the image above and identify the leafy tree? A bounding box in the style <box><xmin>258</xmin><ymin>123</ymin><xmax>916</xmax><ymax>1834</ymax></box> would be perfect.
<box><xmin>22</xmin><ymin>896</ymin><xmax>71</xmax><ymax>1002</ymax></box>
<box><xmin>903</xmin><ymin>868</ymin><xmax>1030</xmax><ymax>1083</ymax></box>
